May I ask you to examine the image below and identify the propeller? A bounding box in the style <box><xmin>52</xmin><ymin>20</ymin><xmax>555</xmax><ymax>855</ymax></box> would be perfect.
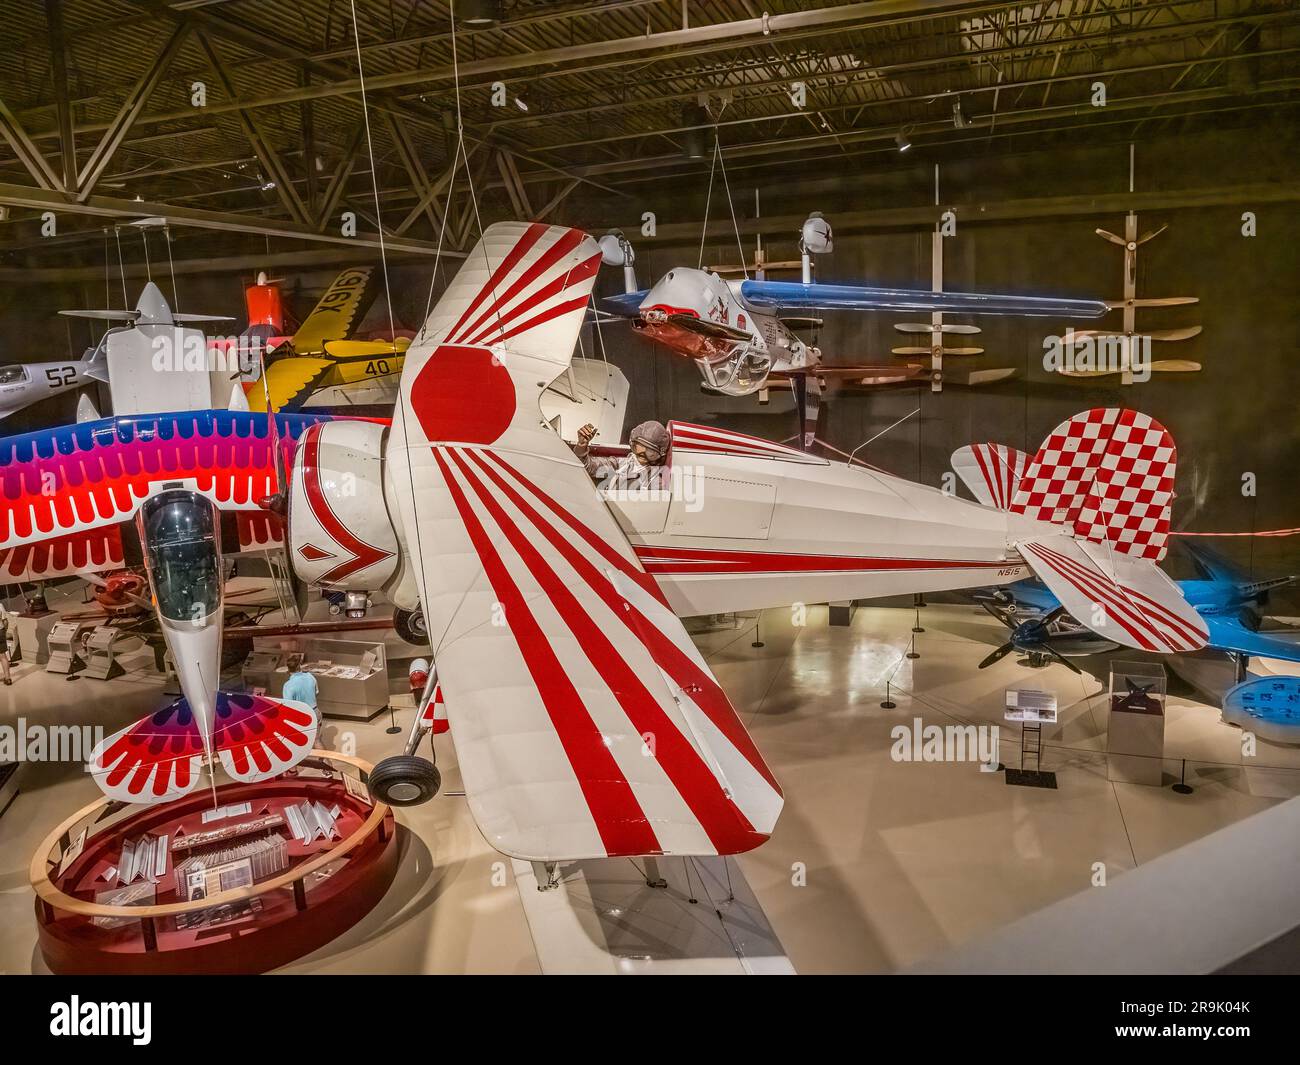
<box><xmin>891</xmin><ymin>345</ymin><xmax>985</xmax><ymax>356</ymax></box>
<box><xmin>1097</xmin><ymin>224</ymin><xmax>1168</xmax><ymax>249</ymax></box>
<box><xmin>1105</xmin><ymin>297</ymin><xmax>1199</xmax><ymax>309</ymax></box>
<box><xmin>978</xmin><ymin>606</ymin><xmax>1082</xmax><ymax>674</ymax></box>
<box><xmin>709</xmin><ymin>259</ymin><xmax>802</xmax><ymax>277</ymax></box>
<box><xmin>893</xmin><ymin>323</ymin><xmax>981</xmax><ymax>335</ymax></box>
<box><xmin>1058</xmin><ymin>359</ymin><xmax>1201</xmax><ymax>378</ymax></box>
<box><xmin>1065</xmin><ymin>326</ymin><xmax>1202</xmax><ymax>342</ymax></box>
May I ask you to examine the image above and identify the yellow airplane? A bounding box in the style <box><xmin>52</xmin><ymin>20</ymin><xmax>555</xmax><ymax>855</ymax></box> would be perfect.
<box><xmin>257</xmin><ymin>266</ymin><xmax>411</xmax><ymax>411</ymax></box>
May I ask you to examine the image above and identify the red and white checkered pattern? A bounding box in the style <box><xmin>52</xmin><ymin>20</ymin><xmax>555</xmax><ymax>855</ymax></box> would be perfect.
<box><xmin>1010</xmin><ymin>408</ymin><xmax>1175</xmax><ymax>561</ymax></box>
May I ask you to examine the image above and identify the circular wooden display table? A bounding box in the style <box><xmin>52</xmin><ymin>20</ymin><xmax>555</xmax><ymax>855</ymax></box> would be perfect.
<box><xmin>31</xmin><ymin>751</ymin><xmax>399</xmax><ymax>975</ymax></box>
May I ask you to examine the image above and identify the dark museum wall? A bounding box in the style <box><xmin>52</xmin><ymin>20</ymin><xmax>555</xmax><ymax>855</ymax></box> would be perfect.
<box><xmin>3</xmin><ymin>119</ymin><xmax>1296</xmax><ymax>585</ymax></box>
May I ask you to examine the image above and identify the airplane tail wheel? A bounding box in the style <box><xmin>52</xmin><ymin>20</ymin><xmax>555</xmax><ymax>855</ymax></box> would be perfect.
<box><xmin>394</xmin><ymin>607</ymin><xmax>429</xmax><ymax>647</ymax></box>
<box><xmin>368</xmin><ymin>755</ymin><xmax>441</xmax><ymax>806</ymax></box>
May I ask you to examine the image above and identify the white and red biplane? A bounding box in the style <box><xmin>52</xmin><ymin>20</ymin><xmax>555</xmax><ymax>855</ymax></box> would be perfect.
<box><xmin>1</xmin><ymin>222</ymin><xmax>1206</xmax><ymax>873</ymax></box>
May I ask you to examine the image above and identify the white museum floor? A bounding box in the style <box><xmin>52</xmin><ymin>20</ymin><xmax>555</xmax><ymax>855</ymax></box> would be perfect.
<box><xmin>2</xmin><ymin>591</ymin><xmax>1297</xmax><ymax>975</ymax></box>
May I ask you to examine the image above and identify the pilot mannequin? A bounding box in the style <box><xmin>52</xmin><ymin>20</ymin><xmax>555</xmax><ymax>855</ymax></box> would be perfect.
<box><xmin>572</xmin><ymin>420</ymin><xmax>670</xmax><ymax>491</ymax></box>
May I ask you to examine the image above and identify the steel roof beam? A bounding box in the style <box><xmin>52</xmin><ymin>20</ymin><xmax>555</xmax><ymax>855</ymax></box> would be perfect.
<box><xmin>75</xmin><ymin>21</ymin><xmax>191</xmax><ymax>201</ymax></box>
<box><xmin>0</xmin><ymin>180</ymin><xmax>450</xmax><ymax>255</ymax></box>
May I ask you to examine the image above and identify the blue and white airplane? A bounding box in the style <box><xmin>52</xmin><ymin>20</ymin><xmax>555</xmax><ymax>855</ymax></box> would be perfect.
<box><xmin>978</xmin><ymin>542</ymin><xmax>1300</xmax><ymax>669</ymax></box>
<box><xmin>601</xmin><ymin>214</ymin><xmax>1107</xmax><ymax>445</ymax></box>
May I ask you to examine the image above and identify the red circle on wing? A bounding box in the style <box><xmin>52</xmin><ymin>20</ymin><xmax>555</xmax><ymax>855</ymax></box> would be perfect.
<box><xmin>410</xmin><ymin>344</ymin><xmax>516</xmax><ymax>445</ymax></box>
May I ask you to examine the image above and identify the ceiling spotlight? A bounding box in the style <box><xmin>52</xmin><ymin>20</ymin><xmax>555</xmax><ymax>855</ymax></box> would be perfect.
<box><xmin>514</xmin><ymin>96</ymin><xmax>528</xmax><ymax>112</ymax></box>
<box><xmin>682</xmin><ymin>102</ymin><xmax>711</xmax><ymax>160</ymax></box>
<box><xmin>895</xmin><ymin>130</ymin><xmax>912</xmax><ymax>152</ymax></box>
<box><xmin>261</xmin><ymin>179</ymin><xmax>277</xmax><ymax>191</ymax></box>
<box><xmin>457</xmin><ymin>0</ymin><xmax>501</xmax><ymax>25</ymax></box>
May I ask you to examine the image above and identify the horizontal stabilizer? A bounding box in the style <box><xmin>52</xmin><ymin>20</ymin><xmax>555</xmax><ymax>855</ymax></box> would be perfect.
<box><xmin>1016</xmin><ymin>535</ymin><xmax>1207</xmax><ymax>653</ymax></box>
<box><xmin>952</xmin><ymin>443</ymin><xmax>1030</xmax><ymax>510</ymax></box>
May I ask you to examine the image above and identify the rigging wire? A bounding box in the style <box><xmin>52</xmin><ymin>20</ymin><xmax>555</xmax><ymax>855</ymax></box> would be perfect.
<box><xmin>113</xmin><ymin>226</ymin><xmax>128</xmax><ymax>308</ymax></box>
<box><xmin>348</xmin><ymin>0</ymin><xmax>395</xmax><ymax>341</ymax></box>
<box><xmin>164</xmin><ymin>224</ymin><xmax>180</xmax><ymax>312</ymax></box>
<box><xmin>696</xmin><ymin>135</ymin><xmax>719</xmax><ymax>270</ymax></box>
<box><xmin>714</xmin><ymin>133</ymin><xmax>748</xmax><ymax>280</ymax></box>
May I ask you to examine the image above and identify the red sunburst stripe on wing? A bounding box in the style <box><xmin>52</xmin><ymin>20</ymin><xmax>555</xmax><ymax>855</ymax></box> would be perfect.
<box><xmin>1021</xmin><ymin>542</ymin><xmax>1171</xmax><ymax>651</ymax></box>
<box><xmin>449</xmin><ymin>449</ymin><xmax>765</xmax><ymax>854</ymax></box>
<box><xmin>444</xmin><ymin>222</ymin><xmax>549</xmax><ymax>344</ymax></box>
<box><xmin>481</xmin><ymin>450</ymin><xmax>668</xmax><ymax>606</ymax></box>
<box><xmin>463</xmin><ymin>252</ymin><xmax>601</xmax><ymax>347</ymax></box>
<box><xmin>454</xmin><ymin>227</ymin><xmax>585</xmax><ymax>345</ymax></box>
<box><xmin>432</xmin><ymin>448</ymin><xmax>661</xmax><ymax>857</ymax></box>
<box><xmin>1108</xmin><ymin>581</ymin><xmax>1206</xmax><ymax>647</ymax></box>
<box><xmin>466</xmin><ymin>449</ymin><xmax>780</xmax><ymax>796</ymax></box>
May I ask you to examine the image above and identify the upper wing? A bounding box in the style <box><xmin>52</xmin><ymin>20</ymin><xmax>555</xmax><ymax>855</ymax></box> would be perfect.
<box><xmin>0</xmin><ymin>410</ymin><xmax>330</xmax><ymax>550</ymax></box>
<box><xmin>389</xmin><ymin>222</ymin><xmax>781</xmax><ymax>862</ymax></box>
<box><xmin>291</xmin><ymin>266</ymin><xmax>377</xmax><ymax>353</ymax></box>
<box><xmin>738</xmin><ymin>280</ymin><xmax>1108</xmax><ymax>318</ymax></box>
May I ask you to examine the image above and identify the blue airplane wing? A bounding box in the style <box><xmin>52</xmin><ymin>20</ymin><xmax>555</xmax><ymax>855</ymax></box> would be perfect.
<box><xmin>602</xmin><ymin>290</ymin><xmax>650</xmax><ymax>316</ymax></box>
<box><xmin>738</xmin><ymin>280</ymin><xmax>1108</xmax><ymax>318</ymax></box>
<box><xmin>1180</xmin><ymin>540</ymin><xmax>1244</xmax><ymax>584</ymax></box>
<box><xmin>1203</xmin><ymin>615</ymin><xmax>1300</xmax><ymax>662</ymax></box>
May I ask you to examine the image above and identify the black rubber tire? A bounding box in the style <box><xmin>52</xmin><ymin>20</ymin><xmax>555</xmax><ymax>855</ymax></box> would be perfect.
<box><xmin>368</xmin><ymin>755</ymin><xmax>441</xmax><ymax>806</ymax></box>
<box><xmin>393</xmin><ymin>606</ymin><xmax>429</xmax><ymax>648</ymax></box>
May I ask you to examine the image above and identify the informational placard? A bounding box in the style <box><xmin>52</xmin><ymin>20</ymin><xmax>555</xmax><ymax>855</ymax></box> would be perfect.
<box><xmin>1004</xmin><ymin>688</ymin><xmax>1058</xmax><ymax>724</ymax></box>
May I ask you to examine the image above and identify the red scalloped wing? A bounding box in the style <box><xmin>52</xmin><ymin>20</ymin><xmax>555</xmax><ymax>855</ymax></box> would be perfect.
<box><xmin>89</xmin><ymin>691</ymin><xmax>319</xmax><ymax>803</ymax></box>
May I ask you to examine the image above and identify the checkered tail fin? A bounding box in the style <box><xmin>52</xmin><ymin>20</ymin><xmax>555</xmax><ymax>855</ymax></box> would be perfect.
<box><xmin>1008</xmin><ymin>408</ymin><xmax>1176</xmax><ymax>562</ymax></box>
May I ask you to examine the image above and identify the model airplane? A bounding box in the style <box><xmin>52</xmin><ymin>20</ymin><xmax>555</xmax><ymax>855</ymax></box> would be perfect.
<box><xmin>977</xmin><ymin>602</ymin><xmax>1119</xmax><ymax>673</ymax></box>
<box><xmin>0</xmin><ymin>351</ymin><xmax>106</xmax><ymax>422</ymax></box>
<box><xmin>240</xmin><ymin>266</ymin><xmax>416</xmax><ymax>411</ymax></box>
<box><xmin>0</xmin><ymin>278</ymin><xmax>229</xmax><ymax>422</ymax></box>
<box><xmin>2</xmin><ymin>223</ymin><xmax>1208</xmax><ymax>879</ymax></box>
<box><xmin>602</xmin><ymin>213</ymin><xmax>1108</xmax><ymax>446</ymax></box>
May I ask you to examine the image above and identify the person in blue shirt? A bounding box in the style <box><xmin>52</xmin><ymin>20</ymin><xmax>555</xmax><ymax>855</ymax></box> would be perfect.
<box><xmin>281</xmin><ymin>653</ymin><xmax>318</xmax><ymax>708</ymax></box>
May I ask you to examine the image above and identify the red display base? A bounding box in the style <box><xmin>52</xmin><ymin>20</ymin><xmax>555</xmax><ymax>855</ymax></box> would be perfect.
<box><xmin>33</xmin><ymin>759</ymin><xmax>399</xmax><ymax>975</ymax></box>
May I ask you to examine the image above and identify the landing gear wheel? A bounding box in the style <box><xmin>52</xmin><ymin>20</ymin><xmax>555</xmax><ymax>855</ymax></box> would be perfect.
<box><xmin>393</xmin><ymin>607</ymin><xmax>428</xmax><ymax>647</ymax></box>
<box><xmin>368</xmin><ymin>755</ymin><xmax>441</xmax><ymax>806</ymax></box>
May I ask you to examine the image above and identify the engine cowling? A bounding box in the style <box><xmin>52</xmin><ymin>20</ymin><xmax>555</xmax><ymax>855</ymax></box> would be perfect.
<box><xmin>288</xmin><ymin>420</ymin><xmax>400</xmax><ymax>592</ymax></box>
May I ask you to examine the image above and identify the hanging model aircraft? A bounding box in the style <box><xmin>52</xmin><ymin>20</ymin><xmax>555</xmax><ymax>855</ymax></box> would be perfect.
<box><xmin>602</xmin><ymin>213</ymin><xmax>1109</xmax><ymax>446</ymax></box>
<box><xmin>1</xmin><ymin>222</ymin><xmax>1208</xmax><ymax>880</ymax></box>
<box><xmin>0</xmin><ymin>351</ymin><xmax>103</xmax><ymax>421</ymax></box>
<box><xmin>239</xmin><ymin>265</ymin><xmax>417</xmax><ymax>411</ymax></box>
<box><xmin>0</xmin><ymin>277</ymin><xmax>233</xmax><ymax>423</ymax></box>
